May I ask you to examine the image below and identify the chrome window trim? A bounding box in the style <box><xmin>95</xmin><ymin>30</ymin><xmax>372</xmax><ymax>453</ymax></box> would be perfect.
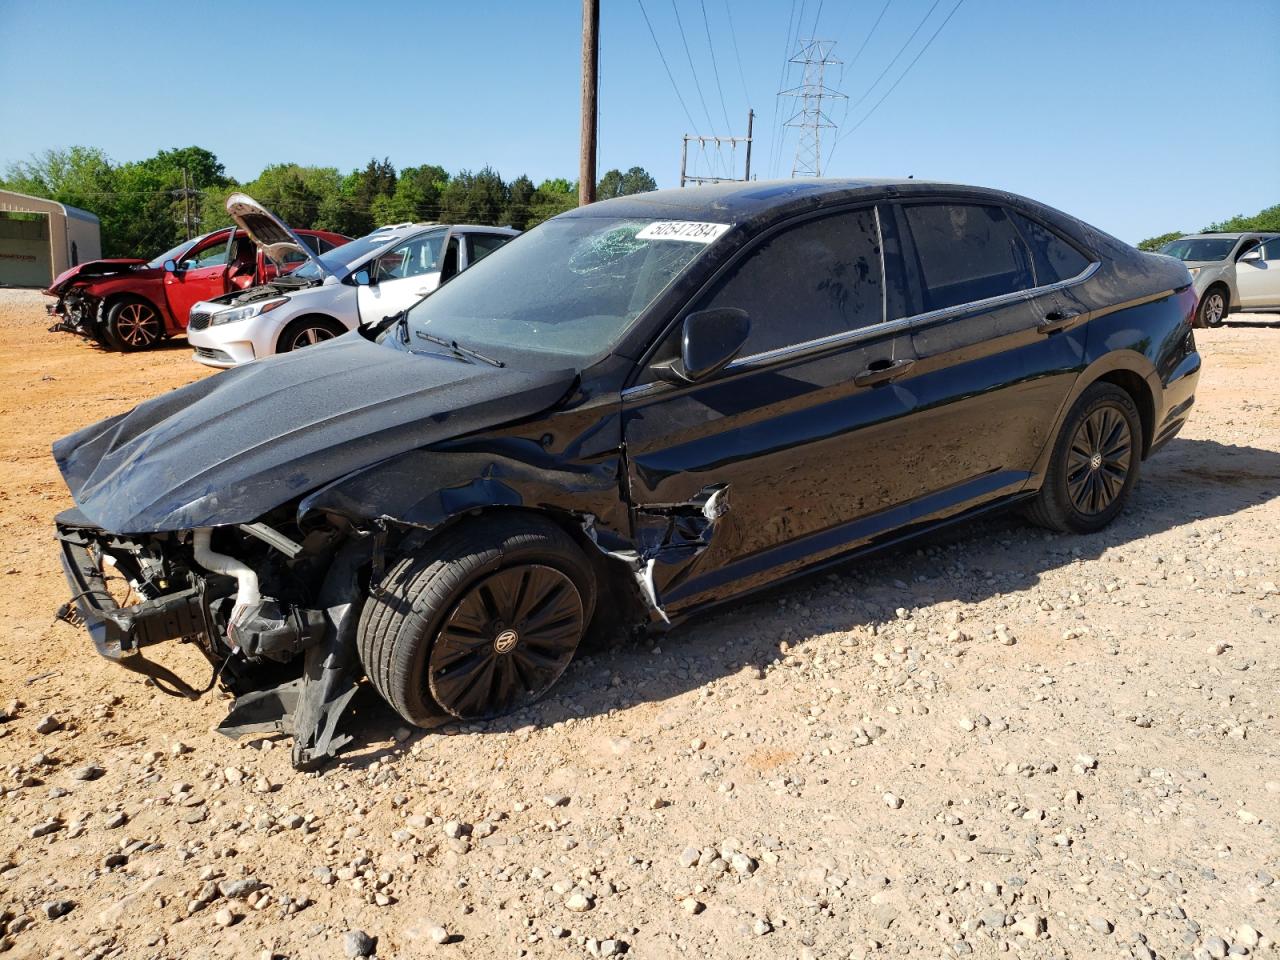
<box><xmin>620</xmin><ymin>260</ymin><xmax>1100</xmax><ymax>400</ymax></box>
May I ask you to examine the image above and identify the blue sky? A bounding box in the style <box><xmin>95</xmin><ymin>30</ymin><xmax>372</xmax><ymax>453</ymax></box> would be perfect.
<box><xmin>1</xmin><ymin>0</ymin><xmax>1276</xmax><ymax>243</ymax></box>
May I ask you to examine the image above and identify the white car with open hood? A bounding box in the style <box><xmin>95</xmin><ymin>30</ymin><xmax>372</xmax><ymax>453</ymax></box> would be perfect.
<box><xmin>186</xmin><ymin>194</ymin><xmax>518</xmax><ymax>367</ymax></box>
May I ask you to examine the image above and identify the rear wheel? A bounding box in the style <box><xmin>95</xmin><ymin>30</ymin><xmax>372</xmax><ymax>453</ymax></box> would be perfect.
<box><xmin>105</xmin><ymin>298</ymin><xmax>164</xmax><ymax>351</ymax></box>
<box><xmin>357</xmin><ymin>515</ymin><xmax>596</xmax><ymax>727</ymax></box>
<box><xmin>276</xmin><ymin>316</ymin><xmax>345</xmax><ymax>354</ymax></box>
<box><xmin>1024</xmin><ymin>382</ymin><xmax>1142</xmax><ymax>534</ymax></box>
<box><xmin>1197</xmin><ymin>286</ymin><xmax>1228</xmax><ymax>327</ymax></box>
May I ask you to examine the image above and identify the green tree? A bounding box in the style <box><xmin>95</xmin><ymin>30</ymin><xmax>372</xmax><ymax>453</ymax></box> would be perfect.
<box><xmin>439</xmin><ymin>167</ymin><xmax>509</xmax><ymax>225</ymax></box>
<box><xmin>1138</xmin><ymin>203</ymin><xmax>1279</xmax><ymax>250</ymax></box>
<box><xmin>525</xmin><ymin>178</ymin><xmax>578</xmax><ymax>228</ymax></box>
<box><xmin>1137</xmin><ymin>231</ymin><xmax>1182</xmax><ymax>252</ymax></box>
<box><xmin>597</xmin><ymin>166</ymin><xmax>657</xmax><ymax>200</ymax></box>
<box><xmin>372</xmin><ymin>163</ymin><xmax>449</xmax><ymax>224</ymax></box>
<box><xmin>502</xmin><ymin>175</ymin><xmax>536</xmax><ymax>230</ymax></box>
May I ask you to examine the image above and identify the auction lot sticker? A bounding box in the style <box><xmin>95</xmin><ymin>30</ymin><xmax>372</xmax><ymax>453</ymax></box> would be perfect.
<box><xmin>636</xmin><ymin>221</ymin><xmax>731</xmax><ymax>243</ymax></box>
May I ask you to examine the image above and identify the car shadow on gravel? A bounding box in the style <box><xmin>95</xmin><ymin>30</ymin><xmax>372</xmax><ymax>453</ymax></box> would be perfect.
<box><xmin>333</xmin><ymin>435</ymin><xmax>1280</xmax><ymax>769</ymax></box>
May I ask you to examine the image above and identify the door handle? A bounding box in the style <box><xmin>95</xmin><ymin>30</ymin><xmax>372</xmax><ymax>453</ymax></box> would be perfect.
<box><xmin>854</xmin><ymin>357</ymin><xmax>915</xmax><ymax>387</ymax></box>
<box><xmin>1038</xmin><ymin>310</ymin><xmax>1081</xmax><ymax>334</ymax></box>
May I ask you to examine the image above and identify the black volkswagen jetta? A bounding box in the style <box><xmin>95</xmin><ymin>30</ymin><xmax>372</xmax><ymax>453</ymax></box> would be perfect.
<box><xmin>53</xmin><ymin>179</ymin><xmax>1201</xmax><ymax>767</ymax></box>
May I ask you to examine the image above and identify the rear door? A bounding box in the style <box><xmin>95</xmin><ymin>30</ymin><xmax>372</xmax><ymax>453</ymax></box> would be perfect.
<box><xmin>622</xmin><ymin>205</ymin><xmax>924</xmax><ymax>614</ymax></box>
<box><xmin>892</xmin><ymin>201</ymin><xmax>1095</xmax><ymax>519</ymax></box>
<box><xmin>356</xmin><ymin>230</ymin><xmax>446</xmax><ymax>324</ymax></box>
<box><xmin>162</xmin><ymin>230</ymin><xmax>234</xmax><ymax>326</ymax></box>
<box><xmin>1235</xmin><ymin>237</ymin><xmax>1280</xmax><ymax>308</ymax></box>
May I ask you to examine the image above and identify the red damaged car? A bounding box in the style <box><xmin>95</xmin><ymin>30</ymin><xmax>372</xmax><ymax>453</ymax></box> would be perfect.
<box><xmin>46</xmin><ymin>225</ymin><xmax>350</xmax><ymax>351</ymax></box>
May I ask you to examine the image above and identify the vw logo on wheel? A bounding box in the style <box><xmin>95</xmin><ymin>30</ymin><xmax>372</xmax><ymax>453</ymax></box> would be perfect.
<box><xmin>493</xmin><ymin>629</ymin><xmax>520</xmax><ymax>653</ymax></box>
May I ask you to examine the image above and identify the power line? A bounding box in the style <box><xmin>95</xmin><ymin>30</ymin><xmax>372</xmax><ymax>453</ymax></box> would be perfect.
<box><xmin>829</xmin><ymin>0</ymin><xmax>966</xmax><ymax>162</ymax></box>
<box><xmin>671</xmin><ymin>0</ymin><xmax>717</xmax><ymax>136</ymax></box>
<box><xmin>637</xmin><ymin>0</ymin><xmax>700</xmax><ymax>134</ymax></box>
<box><xmin>700</xmin><ymin>0</ymin><xmax>734</xmax><ymax>134</ymax></box>
<box><xmin>841</xmin><ymin>0</ymin><xmax>894</xmax><ymax>82</ymax></box>
<box><xmin>829</xmin><ymin>0</ymin><xmax>894</xmax><ymax>160</ymax></box>
<box><xmin>722</xmin><ymin>0</ymin><xmax>751</xmax><ymax>113</ymax></box>
<box><xmin>768</xmin><ymin>0</ymin><xmax>800</xmax><ymax>178</ymax></box>
<box><xmin>844</xmin><ymin>0</ymin><xmax>944</xmax><ymax>119</ymax></box>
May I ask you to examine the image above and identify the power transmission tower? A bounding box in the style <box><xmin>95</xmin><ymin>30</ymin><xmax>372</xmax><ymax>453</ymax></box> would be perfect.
<box><xmin>680</xmin><ymin>109</ymin><xmax>754</xmax><ymax>186</ymax></box>
<box><xmin>780</xmin><ymin>40</ymin><xmax>845</xmax><ymax>177</ymax></box>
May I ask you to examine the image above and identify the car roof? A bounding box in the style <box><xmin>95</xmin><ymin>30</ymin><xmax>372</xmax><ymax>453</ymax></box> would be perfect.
<box><xmin>1177</xmin><ymin>232</ymin><xmax>1274</xmax><ymax>240</ymax></box>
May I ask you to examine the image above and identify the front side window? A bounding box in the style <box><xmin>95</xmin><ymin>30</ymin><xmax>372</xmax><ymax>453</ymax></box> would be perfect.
<box><xmin>696</xmin><ymin>208</ymin><xmax>884</xmax><ymax>357</ymax></box>
<box><xmin>1010</xmin><ymin>211</ymin><xmax>1089</xmax><ymax>284</ymax></box>
<box><xmin>903</xmin><ymin>203</ymin><xmax>1033</xmax><ymax>312</ymax></box>
<box><xmin>185</xmin><ymin>235</ymin><xmax>231</xmax><ymax>269</ymax></box>
<box><xmin>403</xmin><ymin>217</ymin><xmax>715</xmax><ymax>360</ymax></box>
<box><xmin>375</xmin><ymin>232</ymin><xmax>445</xmax><ymax>281</ymax></box>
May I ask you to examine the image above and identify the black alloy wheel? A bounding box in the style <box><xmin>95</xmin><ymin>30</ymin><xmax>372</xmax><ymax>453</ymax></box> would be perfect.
<box><xmin>1065</xmin><ymin>405</ymin><xmax>1133</xmax><ymax>515</ymax></box>
<box><xmin>1023</xmin><ymin>381</ymin><xmax>1143</xmax><ymax>534</ymax></box>
<box><xmin>428</xmin><ymin>564</ymin><xmax>585</xmax><ymax>720</ymax></box>
<box><xmin>356</xmin><ymin>514</ymin><xmax>597</xmax><ymax>728</ymax></box>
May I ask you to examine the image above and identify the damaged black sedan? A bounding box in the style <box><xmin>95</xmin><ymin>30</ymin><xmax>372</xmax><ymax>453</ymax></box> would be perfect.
<box><xmin>53</xmin><ymin>179</ymin><xmax>1201</xmax><ymax>768</ymax></box>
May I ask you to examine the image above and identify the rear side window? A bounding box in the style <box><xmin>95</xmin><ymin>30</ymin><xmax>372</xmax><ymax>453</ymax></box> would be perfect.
<box><xmin>1009</xmin><ymin>211</ymin><xmax>1090</xmax><ymax>284</ymax></box>
<box><xmin>697</xmin><ymin>208</ymin><xmax>884</xmax><ymax>357</ymax></box>
<box><xmin>902</xmin><ymin>203</ymin><xmax>1033</xmax><ymax>312</ymax></box>
<box><xmin>1261</xmin><ymin>238</ymin><xmax>1280</xmax><ymax>261</ymax></box>
<box><xmin>468</xmin><ymin>233</ymin><xmax>511</xmax><ymax>265</ymax></box>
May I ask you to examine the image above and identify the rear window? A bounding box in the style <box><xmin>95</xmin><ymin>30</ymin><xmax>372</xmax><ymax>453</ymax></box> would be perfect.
<box><xmin>903</xmin><ymin>203</ymin><xmax>1034</xmax><ymax>312</ymax></box>
<box><xmin>1010</xmin><ymin>211</ymin><xmax>1090</xmax><ymax>285</ymax></box>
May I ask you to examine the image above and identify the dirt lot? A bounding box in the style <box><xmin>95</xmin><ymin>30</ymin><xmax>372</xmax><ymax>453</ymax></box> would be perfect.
<box><xmin>0</xmin><ymin>287</ymin><xmax>1276</xmax><ymax>960</ymax></box>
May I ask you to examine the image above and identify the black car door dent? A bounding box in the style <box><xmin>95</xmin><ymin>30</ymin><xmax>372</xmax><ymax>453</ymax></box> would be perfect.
<box><xmin>621</xmin><ymin>205</ymin><xmax>922</xmax><ymax>617</ymax></box>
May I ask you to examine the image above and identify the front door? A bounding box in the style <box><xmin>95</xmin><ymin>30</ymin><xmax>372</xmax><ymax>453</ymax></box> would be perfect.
<box><xmin>622</xmin><ymin>205</ymin><xmax>923</xmax><ymax>615</ymax></box>
<box><xmin>1236</xmin><ymin>237</ymin><xmax>1280</xmax><ymax>309</ymax></box>
<box><xmin>890</xmin><ymin>201</ymin><xmax>1094</xmax><ymax>521</ymax></box>
<box><xmin>163</xmin><ymin>230</ymin><xmax>234</xmax><ymax>327</ymax></box>
<box><xmin>357</xmin><ymin>230</ymin><xmax>446</xmax><ymax>325</ymax></box>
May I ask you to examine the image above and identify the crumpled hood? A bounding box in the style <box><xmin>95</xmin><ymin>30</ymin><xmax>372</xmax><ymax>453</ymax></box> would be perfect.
<box><xmin>53</xmin><ymin>334</ymin><xmax>576</xmax><ymax>533</ymax></box>
<box><xmin>45</xmin><ymin>259</ymin><xmax>150</xmax><ymax>295</ymax></box>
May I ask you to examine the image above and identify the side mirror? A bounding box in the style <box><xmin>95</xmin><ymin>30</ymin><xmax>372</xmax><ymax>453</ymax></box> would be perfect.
<box><xmin>655</xmin><ymin>308</ymin><xmax>751</xmax><ymax>383</ymax></box>
<box><xmin>163</xmin><ymin>259</ymin><xmax>177</xmax><ymax>273</ymax></box>
<box><xmin>1239</xmin><ymin>247</ymin><xmax>1263</xmax><ymax>263</ymax></box>
<box><xmin>351</xmin><ymin>268</ymin><xmax>375</xmax><ymax>286</ymax></box>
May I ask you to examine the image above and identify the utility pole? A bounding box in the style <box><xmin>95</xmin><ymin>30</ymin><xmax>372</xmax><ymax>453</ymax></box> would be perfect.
<box><xmin>679</xmin><ymin>108</ymin><xmax>754</xmax><ymax>186</ymax></box>
<box><xmin>579</xmin><ymin>0</ymin><xmax>599</xmax><ymax>206</ymax></box>
<box><xmin>781</xmin><ymin>40</ymin><xmax>845</xmax><ymax>177</ymax></box>
<box><xmin>182</xmin><ymin>168</ymin><xmax>192</xmax><ymax>239</ymax></box>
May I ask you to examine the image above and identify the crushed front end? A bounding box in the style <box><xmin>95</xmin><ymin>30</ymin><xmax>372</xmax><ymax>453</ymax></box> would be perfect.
<box><xmin>54</xmin><ymin>507</ymin><xmax>371</xmax><ymax>769</ymax></box>
<box><xmin>46</xmin><ymin>285</ymin><xmax>106</xmax><ymax>342</ymax></box>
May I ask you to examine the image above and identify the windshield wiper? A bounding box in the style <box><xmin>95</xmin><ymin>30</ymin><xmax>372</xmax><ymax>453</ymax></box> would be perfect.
<box><xmin>414</xmin><ymin>330</ymin><xmax>504</xmax><ymax>367</ymax></box>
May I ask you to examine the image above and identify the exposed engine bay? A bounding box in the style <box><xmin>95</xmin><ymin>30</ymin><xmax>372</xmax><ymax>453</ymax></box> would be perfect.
<box><xmin>56</xmin><ymin>508</ymin><xmax>380</xmax><ymax>769</ymax></box>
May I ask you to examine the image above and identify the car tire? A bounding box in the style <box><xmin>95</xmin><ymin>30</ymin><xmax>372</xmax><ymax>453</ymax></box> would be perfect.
<box><xmin>1024</xmin><ymin>382</ymin><xmax>1143</xmax><ymax>534</ymax></box>
<box><xmin>276</xmin><ymin>316</ymin><xmax>345</xmax><ymax>354</ymax></box>
<box><xmin>1197</xmin><ymin>286</ymin><xmax>1228</xmax><ymax>328</ymax></box>
<box><xmin>104</xmin><ymin>297</ymin><xmax>165</xmax><ymax>351</ymax></box>
<box><xmin>357</xmin><ymin>514</ymin><xmax>597</xmax><ymax>728</ymax></box>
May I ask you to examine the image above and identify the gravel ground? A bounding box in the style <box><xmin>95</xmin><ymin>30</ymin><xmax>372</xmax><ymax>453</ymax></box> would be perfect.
<box><xmin>0</xmin><ymin>288</ymin><xmax>1276</xmax><ymax>960</ymax></box>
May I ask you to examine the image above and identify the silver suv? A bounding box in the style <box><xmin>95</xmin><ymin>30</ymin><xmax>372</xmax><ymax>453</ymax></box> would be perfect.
<box><xmin>1159</xmin><ymin>232</ymin><xmax>1280</xmax><ymax>326</ymax></box>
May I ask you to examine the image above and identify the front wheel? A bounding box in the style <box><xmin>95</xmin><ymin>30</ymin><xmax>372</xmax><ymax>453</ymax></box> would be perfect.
<box><xmin>1024</xmin><ymin>382</ymin><xmax>1142</xmax><ymax>534</ymax></box>
<box><xmin>357</xmin><ymin>515</ymin><xmax>597</xmax><ymax>727</ymax></box>
<box><xmin>1197</xmin><ymin>287</ymin><xmax>1228</xmax><ymax>328</ymax></box>
<box><xmin>276</xmin><ymin>316</ymin><xmax>345</xmax><ymax>354</ymax></box>
<box><xmin>105</xmin><ymin>298</ymin><xmax>165</xmax><ymax>351</ymax></box>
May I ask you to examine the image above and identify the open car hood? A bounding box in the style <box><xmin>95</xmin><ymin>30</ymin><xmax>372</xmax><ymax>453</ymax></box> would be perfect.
<box><xmin>226</xmin><ymin>192</ymin><xmax>331</xmax><ymax>279</ymax></box>
<box><xmin>53</xmin><ymin>335</ymin><xmax>576</xmax><ymax>533</ymax></box>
